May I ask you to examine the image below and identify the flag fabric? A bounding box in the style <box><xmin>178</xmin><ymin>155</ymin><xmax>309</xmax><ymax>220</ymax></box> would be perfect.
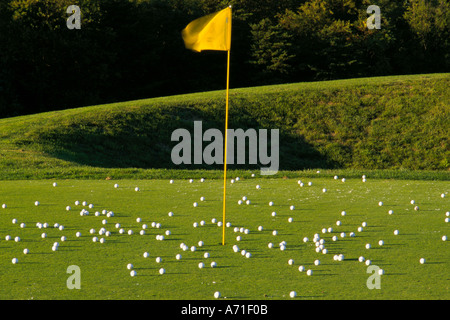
<box><xmin>182</xmin><ymin>7</ymin><xmax>232</xmax><ymax>52</ymax></box>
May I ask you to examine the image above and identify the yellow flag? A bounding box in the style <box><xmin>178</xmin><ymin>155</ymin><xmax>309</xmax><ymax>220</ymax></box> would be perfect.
<box><xmin>182</xmin><ymin>7</ymin><xmax>232</xmax><ymax>52</ymax></box>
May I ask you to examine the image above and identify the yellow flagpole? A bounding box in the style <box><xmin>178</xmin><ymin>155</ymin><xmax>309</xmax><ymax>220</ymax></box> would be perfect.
<box><xmin>222</xmin><ymin>48</ymin><xmax>231</xmax><ymax>246</ymax></box>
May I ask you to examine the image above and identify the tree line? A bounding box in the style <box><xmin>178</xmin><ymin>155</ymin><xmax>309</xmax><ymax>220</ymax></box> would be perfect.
<box><xmin>0</xmin><ymin>0</ymin><xmax>448</xmax><ymax>118</ymax></box>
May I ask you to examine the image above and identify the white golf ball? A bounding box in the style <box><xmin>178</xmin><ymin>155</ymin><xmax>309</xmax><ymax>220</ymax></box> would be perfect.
<box><xmin>12</xmin><ymin>258</ymin><xmax>18</xmax><ymax>264</ymax></box>
<box><xmin>271</xmin><ymin>211</ymin><xmax>277</xmax><ymax>217</ymax></box>
<box><xmin>394</xmin><ymin>229</ymin><xmax>399</xmax><ymax>235</ymax></box>
<box><xmin>388</xmin><ymin>210</ymin><xmax>394</xmax><ymax>215</ymax></box>
<box><xmin>59</xmin><ymin>225</ymin><xmax>64</xmax><ymax>231</ymax></box>
<box><xmin>288</xmin><ymin>217</ymin><xmax>293</xmax><ymax>223</ymax></box>
<box><xmin>365</xmin><ymin>243</ymin><xmax>371</xmax><ymax>249</ymax></box>
<box><xmin>414</xmin><ymin>206</ymin><xmax>419</xmax><ymax>211</ymax></box>
<box><xmin>41</xmin><ymin>233</ymin><xmax>47</xmax><ymax>238</ymax></box>
<box><xmin>365</xmin><ymin>260</ymin><xmax>371</xmax><ymax>266</ymax></box>
<box><xmin>76</xmin><ymin>232</ymin><xmax>81</xmax><ymax>237</ymax></box>
<box><xmin>378</xmin><ymin>201</ymin><xmax>383</xmax><ymax>206</ymax></box>
<box><xmin>314</xmin><ymin>259</ymin><xmax>320</xmax><ymax>266</ymax></box>
<box><xmin>378</xmin><ymin>240</ymin><xmax>384</xmax><ymax>246</ymax></box>
<box><xmin>258</xmin><ymin>226</ymin><xmax>263</xmax><ymax>231</ymax></box>
<box><xmin>127</xmin><ymin>263</ymin><xmax>133</xmax><ymax>270</ymax></box>
<box><xmin>245</xmin><ymin>252</ymin><xmax>251</xmax><ymax>258</ymax></box>
<box><xmin>419</xmin><ymin>258</ymin><xmax>425</xmax><ymax>264</ymax></box>
<box><xmin>362</xmin><ymin>222</ymin><xmax>367</xmax><ymax>227</ymax></box>
<box><xmin>268</xmin><ymin>242</ymin><xmax>273</xmax><ymax>248</ymax></box>
<box><xmin>156</xmin><ymin>257</ymin><xmax>162</xmax><ymax>263</ymax></box>
<box><xmin>136</xmin><ymin>217</ymin><xmax>141</xmax><ymax>223</ymax></box>
<box><xmin>246</xmin><ymin>200</ymin><xmax>251</xmax><ymax>205</ymax></box>
<box><xmin>2</xmin><ymin>204</ymin><xmax>6</xmax><ymax>209</ymax></box>
<box><xmin>143</xmin><ymin>252</ymin><xmax>149</xmax><ymax>258</ymax></box>
<box><xmin>200</xmin><ymin>196</ymin><xmax>205</xmax><ymax>201</ymax></box>
<box><xmin>211</xmin><ymin>261</ymin><xmax>218</xmax><ymax>267</ymax></box>
<box><xmin>290</xmin><ymin>291</ymin><xmax>297</xmax><ymax>298</ymax></box>
<box><xmin>35</xmin><ymin>201</ymin><xmax>40</xmax><ymax>206</ymax></box>
<box><xmin>135</xmin><ymin>187</ymin><xmax>140</xmax><ymax>192</ymax></box>
<box><xmin>130</xmin><ymin>270</ymin><xmax>137</xmax><ymax>277</ymax></box>
<box><xmin>238</xmin><ymin>200</ymin><xmax>243</xmax><ymax>205</ymax></box>
<box><xmin>203</xmin><ymin>252</ymin><xmax>210</xmax><ymax>258</ymax></box>
<box><xmin>322</xmin><ymin>188</ymin><xmax>327</xmax><ymax>193</ymax></box>
<box><xmin>12</xmin><ymin>218</ymin><xmax>17</xmax><ymax>224</ymax></box>
<box><xmin>442</xmin><ymin>235</ymin><xmax>447</xmax><ymax>241</ymax></box>
<box><xmin>256</xmin><ymin>185</ymin><xmax>261</xmax><ymax>189</ymax></box>
<box><xmin>303</xmin><ymin>237</ymin><xmax>309</xmax><ymax>243</ymax></box>
<box><xmin>198</xmin><ymin>262</ymin><xmax>204</xmax><ymax>269</ymax></box>
<box><xmin>306</xmin><ymin>269</ymin><xmax>313</xmax><ymax>276</ymax></box>
<box><xmin>168</xmin><ymin>211</ymin><xmax>173</xmax><ymax>217</ymax></box>
<box><xmin>176</xmin><ymin>254</ymin><xmax>182</xmax><ymax>260</ymax></box>
<box><xmin>114</xmin><ymin>183</ymin><xmax>119</xmax><ymax>188</ymax></box>
<box><xmin>358</xmin><ymin>256</ymin><xmax>365</xmax><ymax>262</ymax></box>
<box><xmin>289</xmin><ymin>205</ymin><xmax>295</xmax><ymax>210</ymax></box>
<box><xmin>298</xmin><ymin>266</ymin><xmax>305</xmax><ymax>272</ymax></box>
<box><xmin>159</xmin><ymin>268</ymin><xmax>165</xmax><ymax>275</ymax></box>
<box><xmin>214</xmin><ymin>291</ymin><xmax>221</xmax><ymax>299</ymax></box>
<box><xmin>272</xmin><ymin>230</ymin><xmax>278</xmax><ymax>236</ymax></box>
<box><xmin>269</xmin><ymin>201</ymin><xmax>274</xmax><ymax>206</ymax></box>
<box><xmin>410</xmin><ymin>200</ymin><xmax>415</xmax><ymax>205</ymax></box>
<box><xmin>23</xmin><ymin>248</ymin><xmax>29</xmax><ymax>255</ymax></box>
<box><xmin>336</xmin><ymin>220</ymin><xmax>341</xmax><ymax>226</ymax></box>
<box><xmin>127</xmin><ymin>230</ymin><xmax>133</xmax><ymax>235</ymax></box>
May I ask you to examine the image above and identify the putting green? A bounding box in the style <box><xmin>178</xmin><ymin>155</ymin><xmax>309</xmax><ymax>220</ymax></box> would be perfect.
<box><xmin>0</xmin><ymin>177</ymin><xmax>448</xmax><ymax>300</ymax></box>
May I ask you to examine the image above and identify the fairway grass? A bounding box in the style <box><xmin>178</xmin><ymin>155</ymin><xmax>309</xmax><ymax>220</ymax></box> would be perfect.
<box><xmin>0</xmin><ymin>176</ymin><xmax>448</xmax><ymax>300</ymax></box>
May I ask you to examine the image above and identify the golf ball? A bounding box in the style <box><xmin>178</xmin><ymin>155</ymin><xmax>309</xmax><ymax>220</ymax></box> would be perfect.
<box><xmin>214</xmin><ymin>291</ymin><xmax>221</xmax><ymax>299</ymax></box>
<box><xmin>290</xmin><ymin>291</ymin><xmax>297</xmax><ymax>298</ymax></box>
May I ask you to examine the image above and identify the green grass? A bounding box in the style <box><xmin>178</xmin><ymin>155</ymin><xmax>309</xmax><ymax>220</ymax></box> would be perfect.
<box><xmin>0</xmin><ymin>73</ymin><xmax>449</xmax><ymax>180</ymax></box>
<box><xmin>0</xmin><ymin>177</ymin><xmax>448</xmax><ymax>300</ymax></box>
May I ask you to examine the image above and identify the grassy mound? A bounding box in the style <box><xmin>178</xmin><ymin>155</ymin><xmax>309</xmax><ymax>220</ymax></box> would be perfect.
<box><xmin>0</xmin><ymin>73</ymin><xmax>448</xmax><ymax>179</ymax></box>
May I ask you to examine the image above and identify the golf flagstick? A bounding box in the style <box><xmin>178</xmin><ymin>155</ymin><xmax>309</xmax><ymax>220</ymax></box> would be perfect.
<box><xmin>180</xmin><ymin>6</ymin><xmax>232</xmax><ymax>246</ymax></box>
<box><xmin>222</xmin><ymin>48</ymin><xmax>231</xmax><ymax>246</ymax></box>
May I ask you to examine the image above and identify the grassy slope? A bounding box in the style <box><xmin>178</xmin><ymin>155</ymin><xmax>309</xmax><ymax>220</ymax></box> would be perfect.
<box><xmin>0</xmin><ymin>73</ymin><xmax>449</xmax><ymax>180</ymax></box>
